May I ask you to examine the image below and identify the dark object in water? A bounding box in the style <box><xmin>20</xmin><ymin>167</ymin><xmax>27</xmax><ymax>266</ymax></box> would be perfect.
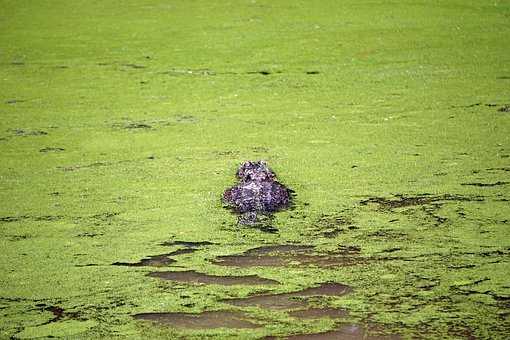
<box><xmin>223</xmin><ymin>161</ymin><xmax>293</xmax><ymax>225</ymax></box>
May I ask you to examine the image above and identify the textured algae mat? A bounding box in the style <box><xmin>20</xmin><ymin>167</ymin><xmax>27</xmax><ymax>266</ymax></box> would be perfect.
<box><xmin>1</xmin><ymin>1</ymin><xmax>509</xmax><ymax>339</ymax></box>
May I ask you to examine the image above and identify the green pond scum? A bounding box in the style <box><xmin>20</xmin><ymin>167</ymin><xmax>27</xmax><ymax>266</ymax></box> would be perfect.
<box><xmin>0</xmin><ymin>0</ymin><xmax>509</xmax><ymax>339</ymax></box>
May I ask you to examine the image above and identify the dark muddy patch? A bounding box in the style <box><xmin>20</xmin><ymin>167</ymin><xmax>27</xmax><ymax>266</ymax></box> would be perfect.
<box><xmin>5</xmin><ymin>99</ymin><xmax>26</xmax><ymax>105</ymax></box>
<box><xmin>134</xmin><ymin>310</ymin><xmax>261</xmax><ymax>329</ymax></box>
<box><xmin>214</xmin><ymin>150</ymin><xmax>240</xmax><ymax>157</ymax></box>
<box><xmin>121</xmin><ymin>63</ymin><xmax>146</xmax><ymax>69</ymax></box>
<box><xmin>313</xmin><ymin>214</ymin><xmax>356</xmax><ymax>238</ymax></box>
<box><xmin>76</xmin><ymin>232</ymin><xmax>101</xmax><ymax>238</ymax></box>
<box><xmin>36</xmin><ymin>305</ymin><xmax>65</xmax><ymax>324</ymax></box>
<box><xmin>4</xmin><ymin>234</ymin><xmax>31</xmax><ymax>241</ymax></box>
<box><xmin>288</xmin><ymin>307</ymin><xmax>348</xmax><ymax>319</ymax></box>
<box><xmin>123</xmin><ymin>122</ymin><xmax>153</xmax><ymax>129</ymax></box>
<box><xmin>39</xmin><ymin>147</ymin><xmax>65</xmax><ymax>153</ymax></box>
<box><xmin>224</xmin><ymin>282</ymin><xmax>352</xmax><ymax>310</ymax></box>
<box><xmin>360</xmin><ymin>194</ymin><xmax>482</xmax><ymax>210</ymax></box>
<box><xmin>148</xmin><ymin>270</ymin><xmax>278</xmax><ymax>286</ymax></box>
<box><xmin>33</xmin><ymin>215</ymin><xmax>63</xmax><ymax>222</ymax></box>
<box><xmin>497</xmin><ymin>105</ymin><xmax>510</xmax><ymax>112</ymax></box>
<box><xmin>461</xmin><ymin>181</ymin><xmax>508</xmax><ymax>187</ymax></box>
<box><xmin>0</xmin><ymin>216</ymin><xmax>27</xmax><ymax>223</ymax></box>
<box><xmin>486</xmin><ymin>167</ymin><xmax>510</xmax><ymax>172</ymax></box>
<box><xmin>112</xmin><ymin>243</ymin><xmax>202</xmax><ymax>267</ymax></box>
<box><xmin>34</xmin><ymin>304</ymin><xmax>80</xmax><ymax>324</ymax></box>
<box><xmin>245</xmin><ymin>245</ymin><xmax>315</xmax><ymax>255</ymax></box>
<box><xmin>112</xmin><ymin>254</ymin><xmax>176</xmax><ymax>267</ymax></box>
<box><xmin>174</xmin><ymin>114</ymin><xmax>198</xmax><ymax>123</ymax></box>
<box><xmin>112</xmin><ymin>118</ymin><xmax>173</xmax><ymax>131</ymax></box>
<box><xmin>160</xmin><ymin>240</ymin><xmax>215</xmax><ymax>248</ymax></box>
<box><xmin>58</xmin><ymin>161</ymin><xmax>110</xmax><ymax>172</ymax></box>
<box><xmin>0</xmin><ymin>215</ymin><xmax>63</xmax><ymax>224</ymax></box>
<box><xmin>284</xmin><ymin>323</ymin><xmax>401</xmax><ymax>340</ymax></box>
<box><xmin>9</xmin><ymin>128</ymin><xmax>48</xmax><ymax>136</ymax></box>
<box><xmin>247</xmin><ymin>70</ymin><xmax>281</xmax><ymax>75</ymax></box>
<box><xmin>212</xmin><ymin>244</ymin><xmax>364</xmax><ymax>268</ymax></box>
<box><xmin>252</xmin><ymin>146</ymin><xmax>270</xmax><ymax>153</ymax></box>
<box><xmin>305</xmin><ymin>71</ymin><xmax>320</xmax><ymax>75</ymax></box>
<box><xmin>88</xmin><ymin>211</ymin><xmax>119</xmax><ymax>225</ymax></box>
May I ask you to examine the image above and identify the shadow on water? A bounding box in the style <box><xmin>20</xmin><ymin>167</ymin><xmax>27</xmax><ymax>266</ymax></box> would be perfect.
<box><xmin>237</xmin><ymin>212</ymin><xmax>279</xmax><ymax>233</ymax></box>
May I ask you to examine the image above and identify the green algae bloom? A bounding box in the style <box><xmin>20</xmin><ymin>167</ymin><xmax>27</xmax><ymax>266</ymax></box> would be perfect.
<box><xmin>1</xmin><ymin>1</ymin><xmax>509</xmax><ymax>338</ymax></box>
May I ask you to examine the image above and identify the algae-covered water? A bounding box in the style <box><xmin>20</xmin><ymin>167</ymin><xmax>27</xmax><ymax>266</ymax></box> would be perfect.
<box><xmin>1</xmin><ymin>1</ymin><xmax>509</xmax><ymax>339</ymax></box>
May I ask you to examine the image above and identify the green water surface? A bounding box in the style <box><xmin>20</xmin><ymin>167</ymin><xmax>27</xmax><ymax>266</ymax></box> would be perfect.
<box><xmin>1</xmin><ymin>1</ymin><xmax>509</xmax><ymax>338</ymax></box>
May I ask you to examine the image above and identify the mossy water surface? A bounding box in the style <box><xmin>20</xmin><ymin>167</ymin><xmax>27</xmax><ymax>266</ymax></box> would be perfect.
<box><xmin>1</xmin><ymin>1</ymin><xmax>509</xmax><ymax>338</ymax></box>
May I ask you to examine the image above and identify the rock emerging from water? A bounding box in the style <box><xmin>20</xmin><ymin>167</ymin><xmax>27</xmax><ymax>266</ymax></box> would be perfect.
<box><xmin>223</xmin><ymin>161</ymin><xmax>293</xmax><ymax>226</ymax></box>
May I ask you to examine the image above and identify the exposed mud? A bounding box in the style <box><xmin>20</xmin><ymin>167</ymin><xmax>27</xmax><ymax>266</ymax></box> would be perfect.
<box><xmin>288</xmin><ymin>307</ymin><xmax>348</xmax><ymax>319</ymax></box>
<box><xmin>39</xmin><ymin>147</ymin><xmax>65</xmax><ymax>153</ymax></box>
<box><xmin>360</xmin><ymin>194</ymin><xmax>482</xmax><ymax>210</ymax></box>
<box><xmin>58</xmin><ymin>161</ymin><xmax>111</xmax><ymax>172</ymax></box>
<box><xmin>9</xmin><ymin>128</ymin><xmax>48</xmax><ymax>136</ymax></box>
<box><xmin>35</xmin><ymin>304</ymin><xmax>65</xmax><ymax>323</ymax></box>
<box><xmin>359</xmin><ymin>194</ymin><xmax>484</xmax><ymax>226</ymax></box>
<box><xmin>134</xmin><ymin>310</ymin><xmax>261</xmax><ymax>329</ymax></box>
<box><xmin>112</xmin><ymin>254</ymin><xmax>176</xmax><ymax>267</ymax></box>
<box><xmin>122</xmin><ymin>122</ymin><xmax>153</xmax><ymax>129</ymax></box>
<box><xmin>283</xmin><ymin>323</ymin><xmax>401</xmax><ymax>340</ymax></box>
<box><xmin>223</xmin><ymin>282</ymin><xmax>352</xmax><ymax>309</ymax></box>
<box><xmin>247</xmin><ymin>70</ymin><xmax>281</xmax><ymax>75</ymax></box>
<box><xmin>160</xmin><ymin>240</ymin><xmax>215</xmax><ymax>247</ymax></box>
<box><xmin>5</xmin><ymin>99</ymin><xmax>26</xmax><ymax>104</ymax></box>
<box><xmin>0</xmin><ymin>215</ymin><xmax>63</xmax><ymax>224</ymax></box>
<box><xmin>461</xmin><ymin>181</ymin><xmax>508</xmax><ymax>187</ymax></box>
<box><xmin>34</xmin><ymin>304</ymin><xmax>80</xmax><ymax>324</ymax></box>
<box><xmin>212</xmin><ymin>244</ymin><xmax>364</xmax><ymax>268</ymax></box>
<box><xmin>174</xmin><ymin>114</ymin><xmax>198</xmax><ymax>123</ymax></box>
<box><xmin>112</xmin><ymin>247</ymin><xmax>203</xmax><ymax>267</ymax></box>
<box><xmin>497</xmin><ymin>105</ymin><xmax>510</xmax><ymax>112</ymax></box>
<box><xmin>312</xmin><ymin>214</ymin><xmax>357</xmax><ymax>238</ymax></box>
<box><xmin>148</xmin><ymin>270</ymin><xmax>279</xmax><ymax>286</ymax></box>
<box><xmin>121</xmin><ymin>63</ymin><xmax>146</xmax><ymax>69</ymax></box>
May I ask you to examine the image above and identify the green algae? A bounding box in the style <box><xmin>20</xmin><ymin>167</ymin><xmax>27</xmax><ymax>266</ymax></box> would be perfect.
<box><xmin>1</xmin><ymin>0</ymin><xmax>509</xmax><ymax>338</ymax></box>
